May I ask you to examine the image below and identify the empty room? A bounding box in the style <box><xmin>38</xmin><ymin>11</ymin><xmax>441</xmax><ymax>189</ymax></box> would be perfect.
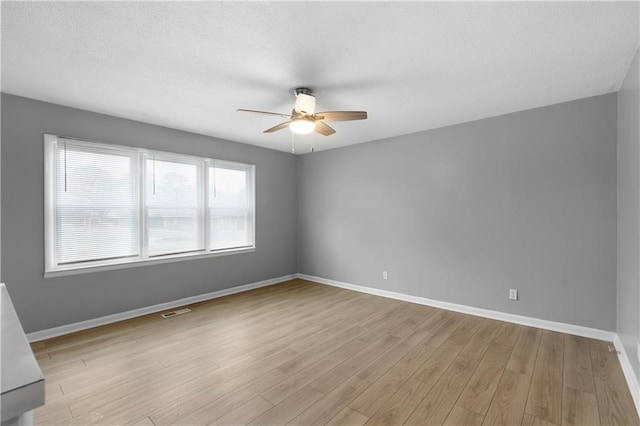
<box><xmin>1</xmin><ymin>2</ymin><xmax>640</xmax><ymax>425</ymax></box>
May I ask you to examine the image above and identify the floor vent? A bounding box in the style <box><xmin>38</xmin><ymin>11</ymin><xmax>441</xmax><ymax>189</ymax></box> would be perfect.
<box><xmin>161</xmin><ymin>308</ymin><xmax>191</xmax><ymax>318</ymax></box>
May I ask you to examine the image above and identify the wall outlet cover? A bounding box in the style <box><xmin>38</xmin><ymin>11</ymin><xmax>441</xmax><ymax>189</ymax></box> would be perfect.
<box><xmin>509</xmin><ymin>289</ymin><xmax>518</xmax><ymax>300</ymax></box>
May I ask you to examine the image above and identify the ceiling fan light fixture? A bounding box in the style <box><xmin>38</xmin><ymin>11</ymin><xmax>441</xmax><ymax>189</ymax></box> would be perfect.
<box><xmin>289</xmin><ymin>118</ymin><xmax>316</xmax><ymax>135</ymax></box>
<box><xmin>238</xmin><ymin>87</ymin><xmax>367</xmax><ymax>137</ymax></box>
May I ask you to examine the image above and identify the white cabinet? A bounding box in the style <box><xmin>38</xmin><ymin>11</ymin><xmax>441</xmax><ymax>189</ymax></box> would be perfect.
<box><xmin>1</xmin><ymin>284</ymin><xmax>44</xmax><ymax>426</ymax></box>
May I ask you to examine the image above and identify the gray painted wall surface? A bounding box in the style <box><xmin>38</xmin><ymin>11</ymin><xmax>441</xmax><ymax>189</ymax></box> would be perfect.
<box><xmin>298</xmin><ymin>93</ymin><xmax>618</xmax><ymax>331</ymax></box>
<box><xmin>1</xmin><ymin>94</ymin><xmax>297</xmax><ymax>333</ymax></box>
<box><xmin>617</xmin><ymin>47</ymin><xmax>640</xmax><ymax>381</ymax></box>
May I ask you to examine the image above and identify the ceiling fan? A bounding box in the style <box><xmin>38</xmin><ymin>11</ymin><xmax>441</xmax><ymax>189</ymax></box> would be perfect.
<box><xmin>237</xmin><ymin>88</ymin><xmax>367</xmax><ymax>136</ymax></box>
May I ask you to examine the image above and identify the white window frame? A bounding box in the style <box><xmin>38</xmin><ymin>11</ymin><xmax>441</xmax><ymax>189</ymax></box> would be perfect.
<box><xmin>44</xmin><ymin>134</ymin><xmax>256</xmax><ymax>278</ymax></box>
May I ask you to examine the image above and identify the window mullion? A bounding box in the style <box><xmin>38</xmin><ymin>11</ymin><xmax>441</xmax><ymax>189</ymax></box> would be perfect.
<box><xmin>204</xmin><ymin>159</ymin><xmax>211</xmax><ymax>252</ymax></box>
<box><xmin>139</xmin><ymin>151</ymin><xmax>148</xmax><ymax>260</ymax></box>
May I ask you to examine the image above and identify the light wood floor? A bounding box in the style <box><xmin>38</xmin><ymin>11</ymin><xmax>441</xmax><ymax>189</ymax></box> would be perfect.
<box><xmin>31</xmin><ymin>279</ymin><xmax>639</xmax><ymax>426</ymax></box>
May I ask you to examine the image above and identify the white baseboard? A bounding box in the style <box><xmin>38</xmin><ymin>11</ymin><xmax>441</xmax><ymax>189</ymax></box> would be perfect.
<box><xmin>26</xmin><ymin>274</ymin><xmax>297</xmax><ymax>342</ymax></box>
<box><xmin>614</xmin><ymin>335</ymin><xmax>640</xmax><ymax>418</ymax></box>
<box><xmin>297</xmin><ymin>273</ymin><xmax>616</xmax><ymax>342</ymax></box>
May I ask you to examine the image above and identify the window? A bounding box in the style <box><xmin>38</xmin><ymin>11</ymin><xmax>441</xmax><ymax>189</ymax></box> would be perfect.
<box><xmin>146</xmin><ymin>156</ymin><xmax>204</xmax><ymax>257</ymax></box>
<box><xmin>209</xmin><ymin>163</ymin><xmax>253</xmax><ymax>250</ymax></box>
<box><xmin>44</xmin><ymin>135</ymin><xmax>255</xmax><ymax>275</ymax></box>
<box><xmin>52</xmin><ymin>142</ymin><xmax>140</xmax><ymax>266</ymax></box>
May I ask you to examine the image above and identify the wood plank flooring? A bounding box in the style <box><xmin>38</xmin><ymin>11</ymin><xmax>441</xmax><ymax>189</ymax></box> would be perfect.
<box><xmin>31</xmin><ymin>279</ymin><xmax>639</xmax><ymax>425</ymax></box>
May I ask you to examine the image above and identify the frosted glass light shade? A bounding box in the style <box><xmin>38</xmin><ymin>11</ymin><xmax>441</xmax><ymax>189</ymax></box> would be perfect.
<box><xmin>289</xmin><ymin>118</ymin><xmax>315</xmax><ymax>135</ymax></box>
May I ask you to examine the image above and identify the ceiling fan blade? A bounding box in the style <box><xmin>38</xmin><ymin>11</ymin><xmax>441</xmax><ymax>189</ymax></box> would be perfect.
<box><xmin>315</xmin><ymin>111</ymin><xmax>367</xmax><ymax>122</ymax></box>
<box><xmin>264</xmin><ymin>121</ymin><xmax>292</xmax><ymax>133</ymax></box>
<box><xmin>314</xmin><ymin>121</ymin><xmax>336</xmax><ymax>136</ymax></box>
<box><xmin>237</xmin><ymin>109</ymin><xmax>291</xmax><ymax>118</ymax></box>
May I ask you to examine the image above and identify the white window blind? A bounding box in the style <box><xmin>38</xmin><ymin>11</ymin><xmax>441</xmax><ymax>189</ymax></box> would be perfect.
<box><xmin>54</xmin><ymin>139</ymin><xmax>139</xmax><ymax>265</ymax></box>
<box><xmin>209</xmin><ymin>163</ymin><xmax>254</xmax><ymax>250</ymax></box>
<box><xmin>146</xmin><ymin>156</ymin><xmax>204</xmax><ymax>257</ymax></box>
<box><xmin>44</xmin><ymin>134</ymin><xmax>255</xmax><ymax>275</ymax></box>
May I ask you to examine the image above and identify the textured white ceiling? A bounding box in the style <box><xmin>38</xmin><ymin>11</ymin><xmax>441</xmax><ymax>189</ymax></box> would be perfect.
<box><xmin>2</xmin><ymin>2</ymin><xmax>639</xmax><ymax>154</ymax></box>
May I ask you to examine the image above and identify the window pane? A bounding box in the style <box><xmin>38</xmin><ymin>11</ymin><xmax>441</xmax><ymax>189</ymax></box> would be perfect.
<box><xmin>55</xmin><ymin>145</ymin><xmax>139</xmax><ymax>265</ymax></box>
<box><xmin>146</xmin><ymin>158</ymin><xmax>203</xmax><ymax>256</ymax></box>
<box><xmin>209</xmin><ymin>166</ymin><xmax>252</xmax><ymax>250</ymax></box>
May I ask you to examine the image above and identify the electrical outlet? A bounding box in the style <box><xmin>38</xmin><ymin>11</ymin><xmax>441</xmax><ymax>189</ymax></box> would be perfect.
<box><xmin>382</xmin><ymin>271</ymin><xmax>388</xmax><ymax>280</ymax></box>
<box><xmin>509</xmin><ymin>289</ymin><xmax>518</xmax><ymax>300</ymax></box>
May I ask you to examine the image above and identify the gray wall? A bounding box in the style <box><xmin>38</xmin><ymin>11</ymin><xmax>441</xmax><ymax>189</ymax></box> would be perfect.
<box><xmin>1</xmin><ymin>94</ymin><xmax>298</xmax><ymax>333</ymax></box>
<box><xmin>617</xmin><ymin>47</ymin><xmax>640</xmax><ymax>381</ymax></box>
<box><xmin>0</xmin><ymin>90</ymin><xmax>623</xmax><ymax>335</ymax></box>
<box><xmin>298</xmin><ymin>93</ymin><xmax>618</xmax><ymax>331</ymax></box>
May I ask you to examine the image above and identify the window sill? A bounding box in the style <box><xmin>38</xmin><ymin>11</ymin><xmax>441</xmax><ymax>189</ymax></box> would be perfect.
<box><xmin>44</xmin><ymin>247</ymin><xmax>256</xmax><ymax>278</ymax></box>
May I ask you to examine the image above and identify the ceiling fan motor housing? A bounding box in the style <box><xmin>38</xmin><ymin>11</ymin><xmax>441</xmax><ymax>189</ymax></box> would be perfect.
<box><xmin>294</xmin><ymin>88</ymin><xmax>316</xmax><ymax>115</ymax></box>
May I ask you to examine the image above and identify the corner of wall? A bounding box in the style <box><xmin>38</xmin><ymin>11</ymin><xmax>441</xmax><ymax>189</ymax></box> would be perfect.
<box><xmin>616</xmin><ymin>44</ymin><xmax>640</xmax><ymax>418</ymax></box>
